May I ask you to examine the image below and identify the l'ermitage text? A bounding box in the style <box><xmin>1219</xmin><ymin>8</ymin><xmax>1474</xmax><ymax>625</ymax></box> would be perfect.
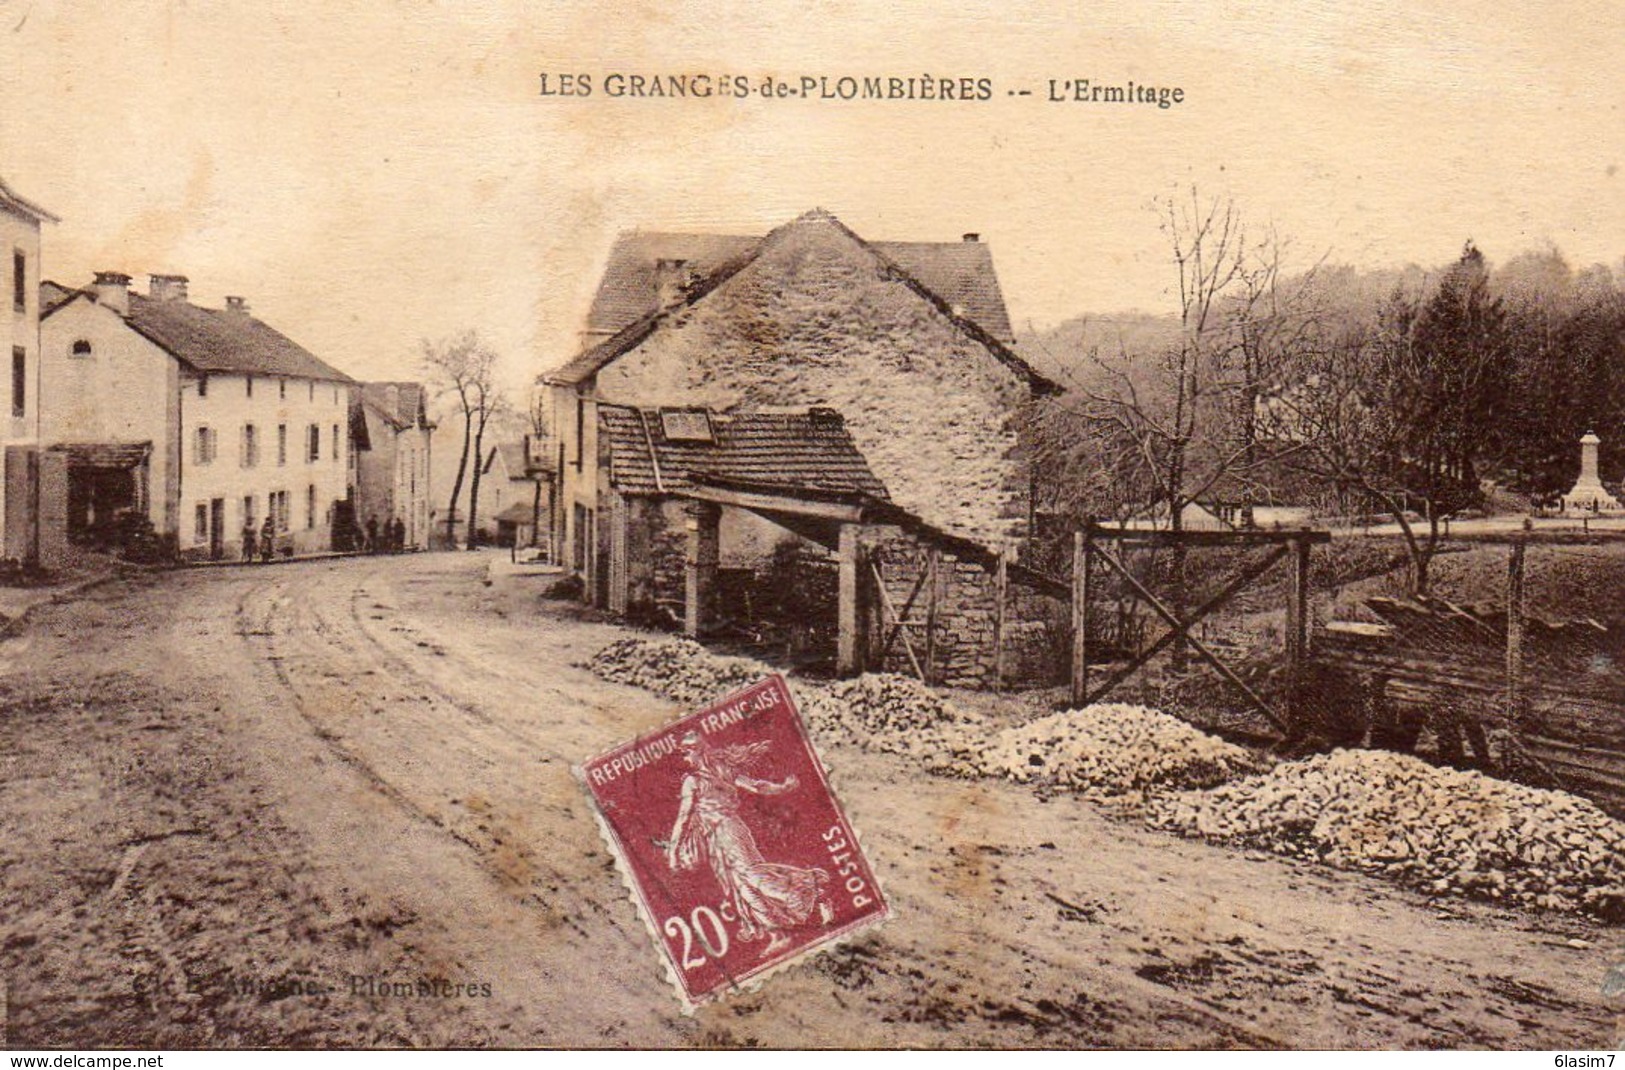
<box><xmin>539</xmin><ymin>72</ymin><xmax>1186</xmax><ymax>108</ymax></box>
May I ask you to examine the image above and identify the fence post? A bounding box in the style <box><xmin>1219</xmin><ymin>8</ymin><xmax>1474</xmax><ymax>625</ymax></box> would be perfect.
<box><xmin>1070</xmin><ymin>525</ymin><xmax>1091</xmax><ymax>708</ymax></box>
<box><xmin>1505</xmin><ymin>536</ymin><xmax>1526</xmax><ymax>732</ymax></box>
<box><xmin>1285</xmin><ymin>531</ymin><xmax>1311</xmax><ymax>731</ymax></box>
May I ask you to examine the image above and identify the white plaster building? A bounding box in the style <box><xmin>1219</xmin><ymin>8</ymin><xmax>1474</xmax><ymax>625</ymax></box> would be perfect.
<box><xmin>0</xmin><ymin>175</ymin><xmax>62</xmax><ymax>565</ymax></box>
<box><xmin>40</xmin><ymin>273</ymin><xmax>353</xmax><ymax>560</ymax></box>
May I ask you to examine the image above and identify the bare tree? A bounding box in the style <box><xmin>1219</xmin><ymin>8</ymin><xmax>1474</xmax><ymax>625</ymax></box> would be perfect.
<box><xmin>422</xmin><ymin>331</ymin><xmax>507</xmax><ymax>549</ymax></box>
<box><xmin>1025</xmin><ymin>189</ymin><xmax>1323</xmax><ymax>530</ymax></box>
<box><xmin>1268</xmin><ymin>247</ymin><xmax>1510</xmax><ymax>594</ymax></box>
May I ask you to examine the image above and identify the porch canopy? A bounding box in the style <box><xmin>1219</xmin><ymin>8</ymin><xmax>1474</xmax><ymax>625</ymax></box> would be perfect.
<box><xmin>679</xmin><ymin>473</ymin><xmax>1065</xmax><ymax>674</ymax></box>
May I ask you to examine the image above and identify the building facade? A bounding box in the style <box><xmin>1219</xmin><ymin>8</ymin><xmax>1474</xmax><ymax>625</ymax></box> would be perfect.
<box><xmin>353</xmin><ymin>382</ymin><xmax>434</xmax><ymax>550</ymax></box>
<box><xmin>0</xmin><ymin>175</ymin><xmax>62</xmax><ymax>565</ymax></box>
<box><xmin>478</xmin><ymin>439</ymin><xmax>547</xmax><ymax>548</ymax></box>
<box><xmin>40</xmin><ymin>273</ymin><xmax>353</xmax><ymax>560</ymax></box>
<box><xmin>536</xmin><ymin>209</ymin><xmax>1059</xmax><ymax>604</ymax></box>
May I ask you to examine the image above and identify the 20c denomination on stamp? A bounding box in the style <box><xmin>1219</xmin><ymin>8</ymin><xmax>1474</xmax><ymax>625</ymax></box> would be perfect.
<box><xmin>577</xmin><ymin>674</ymin><xmax>889</xmax><ymax>1011</ymax></box>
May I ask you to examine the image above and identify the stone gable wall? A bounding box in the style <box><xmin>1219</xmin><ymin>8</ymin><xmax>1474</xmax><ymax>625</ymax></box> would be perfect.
<box><xmin>594</xmin><ymin>219</ymin><xmax>1033</xmax><ymax>547</ymax></box>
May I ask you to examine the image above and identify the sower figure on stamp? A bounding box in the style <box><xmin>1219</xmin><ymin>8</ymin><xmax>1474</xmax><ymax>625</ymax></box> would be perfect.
<box><xmin>665</xmin><ymin>731</ymin><xmax>832</xmax><ymax>957</ymax></box>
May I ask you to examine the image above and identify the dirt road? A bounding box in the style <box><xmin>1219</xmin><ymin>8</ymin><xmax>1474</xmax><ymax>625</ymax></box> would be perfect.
<box><xmin>1</xmin><ymin>552</ymin><xmax>1621</xmax><ymax>1048</ymax></box>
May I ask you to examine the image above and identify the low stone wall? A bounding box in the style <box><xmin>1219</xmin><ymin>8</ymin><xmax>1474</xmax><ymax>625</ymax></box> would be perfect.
<box><xmin>865</xmin><ymin>528</ymin><xmax>1066</xmax><ymax>690</ymax></box>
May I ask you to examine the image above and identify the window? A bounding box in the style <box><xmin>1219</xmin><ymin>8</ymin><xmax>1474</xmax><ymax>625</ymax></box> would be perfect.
<box><xmin>71</xmin><ymin>339</ymin><xmax>92</xmax><ymax>358</ymax></box>
<box><xmin>197</xmin><ymin>375</ymin><xmax>208</xmax><ymax>398</ymax></box>
<box><xmin>195</xmin><ymin>503</ymin><xmax>209</xmax><ymax>543</ymax></box>
<box><xmin>13</xmin><ymin>250</ymin><xmax>24</xmax><ymax>312</ymax></box>
<box><xmin>242</xmin><ymin>424</ymin><xmax>259</xmax><ymax>468</ymax></box>
<box><xmin>246</xmin><ymin>375</ymin><xmax>254</xmax><ymax>398</ymax></box>
<box><xmin>308</xmin><ymin>380</ymin><xmax>314</xmax><ymax>402</ymax></box>
<box><xmin>279</xmin><ymin>378</ymin><xmax>286</xmax><ymax>401</ymax></box>
<box><xmin>307</xmin><ymin>484</ymin><xmax>317</xmax><ymax>530</ymax></box>
<box><xmin>242</xmin><ymin>495</ymin><xmax>256</xmax><ymax>527</ymax></box>
<box><xmin>270</xmin><ymin>490</ymin><xmax>289</xmax><ymax>533</ymax></box>
<box><xmin>193</xmin><ymin>426</ymin><xmax>219</xmax><ymax>465</ymax></box>
<box><xmin>277</xmin><ymin>424</ymin><xmax>288</xmax><ymax>466</ymax></box>
<box><xmin>11</xmin><ymin>347</ymin><xmax>23</xmax><ymax>418</ymax></box>
<box><xmin>307</xmin><ymin>424</ymin><xmax>320</xmax><ymax>462</ymax></box>
<box><xmin>332</xmin><ymin>423</ymin><xmax>340</xmax><ymax>462</ymax></box>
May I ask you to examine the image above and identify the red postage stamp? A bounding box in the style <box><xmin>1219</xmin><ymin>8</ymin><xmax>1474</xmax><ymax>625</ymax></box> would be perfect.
<box><xmin>577</xmin><ymin>674</ymin><xmax>890</xmax><ymax>1010</ymax></box>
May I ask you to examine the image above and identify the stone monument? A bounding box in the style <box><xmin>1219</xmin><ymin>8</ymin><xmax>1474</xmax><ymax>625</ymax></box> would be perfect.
<box><xmin>1561</xmin><ymin>431</ymin><xmax>1623</xmax><ymax>513</ymax></box>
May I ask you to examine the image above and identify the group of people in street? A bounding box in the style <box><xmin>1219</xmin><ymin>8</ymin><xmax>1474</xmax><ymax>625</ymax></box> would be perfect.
<box><xmin>237</xmin><ymin>513</ymin><xmax>411</xmax><ymax>563</ymax></box>
<box><xmin>364</xmin><ymin>515</ymin><xmax>409</xmax><ymax>555</ymax></box>
<box><xmin>241</xmin><ymin>515</ymin><xmax>279</xmax><ymax>564</ymax></box>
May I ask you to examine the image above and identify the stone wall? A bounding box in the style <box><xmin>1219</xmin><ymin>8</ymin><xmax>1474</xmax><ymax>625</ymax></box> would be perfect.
<box><xmin>863</xmin><ymin>526</ymin><xmax>1067</xmax><ymax>690</ymax></box>
<box><xmin>594</xmin><ymin>213</ymin><xmax>1035</xmax><ymax>548</ymax></box>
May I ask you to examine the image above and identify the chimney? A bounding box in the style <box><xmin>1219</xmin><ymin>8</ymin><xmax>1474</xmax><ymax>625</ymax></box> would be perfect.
<box><xmin>962</xmin><ymin>232</ymin><xmax>980</xmax><ymax>243</ymax></box>
<box><xmin>91</xmin><ymin>271</ymin><xmax>131</xmax><ymax>316</ymax></box>
<box><xmin>224</xmin><ymin>295</ymin><xmax>249</xmax><ymax>316</ymax></box>
<box><xmin>148</xmin><ymin>274</ymin><xmax>189</xmax><ymax>303</ymax></box>
<box><xmin>654</xmin><ymin>257</ymin><xmax>691</xmax><ymax>308</ymax></box>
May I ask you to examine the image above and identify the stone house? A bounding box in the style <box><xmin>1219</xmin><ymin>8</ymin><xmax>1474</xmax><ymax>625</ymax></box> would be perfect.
<box><xmin>352</xmin><ymin>381</ymin><xmax>434</xmax><ymax>550</ymax></box>
<box><xmin>479</xmin><ymin>439</ymin><xmax>547</xmax><ymax>548</ymax></box>
<box><xmin>39</xmin><ymin>273</ymin><xmax>353</xmax><ymax>560</ymax></box>
<box><xmin>535</xmin><ymin>211</ymin><xmax>1070</xmax><ymax>684</ymax></box>
<box><xmin>536</xmin><ymin>209</ymin><xmax>1059</xmax><ymax>606</ymax></box>
<box><xmin>0</xmin><ymin>175</ymin><xmax>64</xmax><ymax>566</ymax></box>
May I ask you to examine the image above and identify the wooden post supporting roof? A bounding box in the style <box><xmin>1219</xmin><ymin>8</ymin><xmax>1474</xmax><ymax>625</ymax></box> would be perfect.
<box><xmin>837</xmin><ymin>521</ymin><xmax>861</xmax><ymax>676</ymax></box>
<box><xmin>924</xmin><ymin>546</ymin><xmax>941</xmax><ymax>686</ymax></box>
<box><xmin>993</xmin><ymin>543</ymin><xmax>1010</xmax><ymax>691</ymax></box>
<box><xmin>684</xmin><ymin>500</ymin><xmax>720</xmax><ymax>639</ymax></box>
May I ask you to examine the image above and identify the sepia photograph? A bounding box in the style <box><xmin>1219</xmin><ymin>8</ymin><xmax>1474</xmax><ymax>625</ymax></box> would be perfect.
<box><xmin>2</xmin><ymin>0</ymin><xmax>1625</xmax><ymax>1053</ymax></box>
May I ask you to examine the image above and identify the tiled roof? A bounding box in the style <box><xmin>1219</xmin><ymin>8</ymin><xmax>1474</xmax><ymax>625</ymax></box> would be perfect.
<box><xmin>123</xmin><ymin>293</ymin><xmax>352</xmax><ymax>382</ymax></box>
<box><xmin>598</xmin><ymin>404</ymin><xmax>889</xmax><ymax>499</ymax></box>
<box><xmin>485</xmin><ymin>441</ymin><xmax>531</xmax><ymax>478</ymax></box>
<box><xmin>583</xmin><ymin>229</ymin><xmax>1014</xmax><ymax>343</ymax></box>
<box><xmin>360</xmin><ymin>381</ymin><xmax>429</xmax><ymax>431</ymax></box>
<box><xmin>544</xmin><ymin>211</ymin><xmax>1055</xmax><ymax>393</ymax></box>
<box><xmin>39</xmin><ymin>280</ymin><xmax>78</xmax><ymax>317</ymax></box>
<box><xmin>0</xmin><ymin>175</ymin><xmax>57</xmax><ymax>225</ymax></box>
<box><xmin>490</xmin><ymin>501</ymin><xmax>535</xmax><ymax>524</ymax></box>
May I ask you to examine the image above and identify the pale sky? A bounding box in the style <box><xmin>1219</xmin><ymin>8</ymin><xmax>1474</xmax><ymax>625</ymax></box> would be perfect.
<box><xmin>4</xmin><ymin>0</ymin><xmax>1623</xmax><ymax>399</ymax></box>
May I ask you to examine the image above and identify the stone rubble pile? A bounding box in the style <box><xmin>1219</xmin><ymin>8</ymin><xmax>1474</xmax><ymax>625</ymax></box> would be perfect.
<box><xmin>1148</xmin><ymin>748</ymin><xmax>1625</xmax><ymax>918</ymax></box>
<box><xmin>587</xmin><ymin>637</ymin><xmax>771</xmax><ymax>709</ymax></box>
<box><xmin>947</xmin><ymin>704</ymin><xmax>1262</xmax><ymax>797</ymax></box>
<box><xmin>587</xmin><ymin>637</ymin><xmax>986</xmax><ymax>759</ymax></box>
<box><xmin>803</xmin><ymin>673</ymin><xmax>988</xmax><ymax>760</ymax></box>
<box><xmin>588</xmin><ymin>637</ymin><xmax>1625</xmax><ymax>919</ymax></box>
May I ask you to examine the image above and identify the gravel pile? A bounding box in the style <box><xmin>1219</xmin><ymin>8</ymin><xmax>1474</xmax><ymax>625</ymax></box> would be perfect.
<box><xmin>586</xmin><ymin>638</ymin><xmax>985</xmax><ymax>760</ymax></box>
<box><xmin>805</xmin><ymin>674</ymin><xmax>987</xmax><ymax>759</ymax></box>
<box><xmin>586</xmin><ymin>637</ymin><xmax>773</xmax><ymax>708</ymax></box>
<box><xmin>940</xmin><ymin>704</ymin><xmax>1260</xmax><ymax>798</ymax></box>
<box><xmin>1149</xmin><ymin>748</ymin><xmax>1625</xmax><ymax>918</ymax></box>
